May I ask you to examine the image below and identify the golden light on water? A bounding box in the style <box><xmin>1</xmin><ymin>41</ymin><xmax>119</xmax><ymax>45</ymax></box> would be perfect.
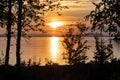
<box><xmin>50</xmin><ymin>37</ymin><xmax>59</xmax><ymax>61</ymax></box>
<box><xmin>48</xmin><ymin>21</ymin><xmax>63</xmax><ymax>28</ymax></box>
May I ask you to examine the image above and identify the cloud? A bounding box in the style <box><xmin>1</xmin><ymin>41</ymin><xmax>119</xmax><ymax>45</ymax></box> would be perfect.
<box><xmin>60</xmin><ymin>0</ymin><xmax>94</xmax><ymax>8</ymax></box>
<box><xmin>46</xmin><ymin>0</ymin><xmax>100</xmax><ymax>26</ymax></box>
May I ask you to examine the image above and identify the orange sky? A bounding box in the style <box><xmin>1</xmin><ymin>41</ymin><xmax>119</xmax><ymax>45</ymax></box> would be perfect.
<box><xmin>0</xmin><ymin>0</ymin><xmax>100</xmax><ymax>36</ymax></box>
<box><xmin>38</xmin><ymin>0</ymin><xmax>100</xmax><ymax>36</ymax></box>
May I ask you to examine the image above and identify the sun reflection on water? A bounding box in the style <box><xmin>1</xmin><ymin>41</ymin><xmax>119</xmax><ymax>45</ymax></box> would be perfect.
<box><xmin>50</xmin><ymin>37</ymin><xmax>59</xmax><ymax>61</ymax></box>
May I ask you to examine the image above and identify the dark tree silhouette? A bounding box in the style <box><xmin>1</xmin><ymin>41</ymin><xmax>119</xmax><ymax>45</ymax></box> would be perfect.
<box><xmin>5</xmin><ymin>0</ymin><xmax>12</xmax><ymax>66</ymax></box>
<box><xmin>62</xmin><ymin>23</ymin><xmax>89</xmax><ymax>65</ymax></box>
<box><xmin>86</xmin><ymin>0</ymin><xmax>120</xmax><ymax>39</ymax></box>
<box><xmin>16</xmin><ymin>0</ymin><xmax>22</xmax><ymax>67</ymax></box>
<box><xmin>94</xmin><ymin>37</ymin><xmax>113</xmax><ymax>64</ymax></box>
<box><xmin>0</xmin><ymin>0</ymin><xmax>13</xmax><ymax>66</ymax></box>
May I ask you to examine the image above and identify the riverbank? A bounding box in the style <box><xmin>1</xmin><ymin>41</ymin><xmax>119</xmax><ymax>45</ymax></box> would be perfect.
<box><xmin>0</xmin><ymin>62</ymin><xmax>120</xmax><ymax>80</ymax></box>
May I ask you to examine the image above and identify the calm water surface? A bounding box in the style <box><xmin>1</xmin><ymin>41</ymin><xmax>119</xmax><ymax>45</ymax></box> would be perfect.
<box><xmin>0</xmin><ymin>37</ymin><xmax>120</xmax><ymax>65</ymax></box>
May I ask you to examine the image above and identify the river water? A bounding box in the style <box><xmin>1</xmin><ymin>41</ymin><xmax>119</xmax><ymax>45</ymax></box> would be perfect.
<box><xmin>0</xmin><ymin>37</ymin><xmax>120</xmax><ymax>65</ymax></box>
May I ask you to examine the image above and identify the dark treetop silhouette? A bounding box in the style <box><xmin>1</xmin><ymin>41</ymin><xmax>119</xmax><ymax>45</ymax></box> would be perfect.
<box><xmin>86</xmin><ymin>0</ymin><xmax>120</xmax><ymax>39</ymax></box>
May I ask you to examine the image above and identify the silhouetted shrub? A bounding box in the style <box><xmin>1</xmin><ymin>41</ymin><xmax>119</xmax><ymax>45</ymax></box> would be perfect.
<box><xmin>62</xmin><ymin>22</ymin><xmax>89</xmax><ymax>65</ymax></box>
<box><xmin>93</xmin><ymin>37</ymin><xmax>113</xmax><ymax>64</ymax></box>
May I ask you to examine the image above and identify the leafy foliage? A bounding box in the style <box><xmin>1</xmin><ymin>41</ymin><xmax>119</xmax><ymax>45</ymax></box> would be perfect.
<box><xmin>62</xmin><ymin>23</ymin><xmax>89</xmax><ymax>65</ymax></box>
<box><xmin>94</xmin><ymin>37</ymin><xmax>113</xmax><ymax>64</ymax></box>
<box><xmin>0</xmin><ymin>0</ymin><xmax>7</xmax><ymax>28</ymax></box>
<box><xmin>45</xmin><ymin>58</ymin><xmax>59</xmax><ymax>66</ymax></box>
<box><xmin>0</xmin><ymin>0</ymin><xmax>16</xmax><ymax>28</ymax></box>
<box><xmin>86</xmin><ymin>0</ymin><xmax>120</xmax><ymax>36</ymax></box>
<box><xmin>20</xmin><ymin>58</ymin><xmax>41</xmax><ymax>67</ymax></box>
<box><xmin>0</xmin><ymin>51</ymin><xmax>5</xmax><ymax>65</ymax></box>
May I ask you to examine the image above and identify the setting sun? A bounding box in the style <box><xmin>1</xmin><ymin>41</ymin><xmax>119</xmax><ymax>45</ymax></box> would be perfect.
<box><xmin>48</xmin><ymin>21</ymin><xmax>63</xmax><ymax>28</ymax></box>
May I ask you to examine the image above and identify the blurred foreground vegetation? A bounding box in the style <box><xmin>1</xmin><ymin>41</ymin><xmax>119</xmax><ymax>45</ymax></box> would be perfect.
<box><xmin>0</xmin><ymin>60</ymin><xmax>120</xmax><ymax>80</ymax></box>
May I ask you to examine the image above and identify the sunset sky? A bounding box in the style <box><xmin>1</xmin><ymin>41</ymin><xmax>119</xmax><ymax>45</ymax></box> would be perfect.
<box><xmin>0</xmin><ymin>0</ymin><xmax>100</xmax><ymax>36</ymax></box>
<box><xmin>43</xmin><ymin>0</ymin><xmax>100</xmax><ymax>36</ymax></box>
<box><xmin>46</xmin><ymin>0</ymin><xmax>100</xmax><ymax>23</ymax></box>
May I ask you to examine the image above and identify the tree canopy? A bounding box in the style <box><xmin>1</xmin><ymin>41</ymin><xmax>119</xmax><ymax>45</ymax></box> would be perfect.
<box><xmin>86</xmin><ymin>0</ymin><xmax>120</xmax><ymax>36</ymax></box>
<box><xmin>62</xmin><ymin>23</ymin><xmax>89</xmax><ymax>65</ymax></box>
